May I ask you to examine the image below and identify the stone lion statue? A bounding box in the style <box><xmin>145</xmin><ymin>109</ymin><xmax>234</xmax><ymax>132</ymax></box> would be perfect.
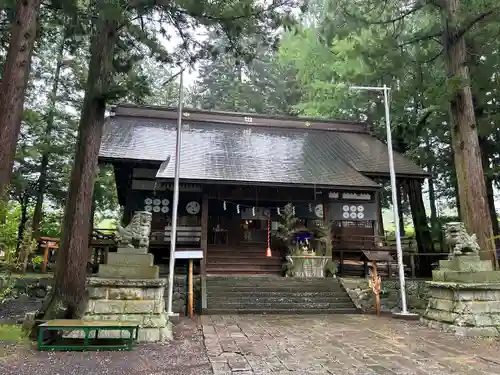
<box><xmin>115</xmin><ymin>211</ymin><xmax>152</xmax><ymax>248</ymax></box>
<box><xmin>444</xmin><ymin>222</ymin><xmax>480</xmax><ymax>259</ymax></box>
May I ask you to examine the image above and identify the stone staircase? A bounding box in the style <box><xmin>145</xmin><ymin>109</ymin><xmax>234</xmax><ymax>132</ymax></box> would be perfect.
<box><xmin>205</xmin><ymin>276</ymin><xmax>359</xmax><ymax>314</ymax></box>
<box><xmin>206</xmin><ymin>244</ymin><xmax>283</xmax><ymax>275</ymax></box>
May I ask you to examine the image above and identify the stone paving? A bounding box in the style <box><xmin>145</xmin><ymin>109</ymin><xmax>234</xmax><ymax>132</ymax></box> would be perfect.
<box><xmin>201</xmin><ymin>314</ymin><xmax>500</xmax><ymax>375</ymax></box>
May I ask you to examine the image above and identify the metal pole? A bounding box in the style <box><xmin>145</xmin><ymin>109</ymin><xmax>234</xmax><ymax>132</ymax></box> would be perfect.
<box><xmin>166</xmin><ymin>71</ymin><xmax>184</xmax><ymax>316</ymax></box>
<box><xmin>383</xmin><ymin>84</ymin><xmax>408</xmax><ymax>314</ymax></box>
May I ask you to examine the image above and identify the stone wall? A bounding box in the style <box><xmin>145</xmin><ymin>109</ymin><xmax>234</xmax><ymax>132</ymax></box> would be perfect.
<box><xmin>421</xmin><ymin>282</ymin><xmax>500</xmax><ymax>336</ymax></box>
<box><xmin>170</xmin><ymin>275</ymin><xmax>201</xmax><ymax>315</ymax></box>
<box><xmin>0</xmin><ymin>276</ymin><xmax>51</xmax><ymax>299</ymax></box>
<box><xmin>85</xmin><ymin>278</ymin><xmax>172</xmax><ymax>342</ymax></box>
<box><xmin>0</xmin><ymin>274</ymin><xmax>201</xmax><ymax>315</ymax></box>
<box><xmin>340</xmin><ymin>277</ymin><xmax>430</xmax><ymax>313</ymax></box>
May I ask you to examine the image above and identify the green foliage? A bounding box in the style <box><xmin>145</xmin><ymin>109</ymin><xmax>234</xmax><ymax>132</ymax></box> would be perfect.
<box><xmin>277</xmin><ymin>0</ymin><xmax>500</xmax><ymax>218</ymax></box>
<box><xmin>0</xmin><ymin>324</ymin><xmax>26</xmax><ymax>343</ymax></box>
<box><xmin>324</xmin><ymin>260</ymin><xmax>338</xmax><ymax>277</ymax></box>
<box><xmin>188</xmin><ymin>31</ymin><xmax>301</xmax><ymax>115</ymax></box>
<box><xmin>275</xmin><ymin>203</ymin><xmax>300</xmax><ymax>252</ymax></box>
<box><xmin>0</xmin><ymin>202</ymin><xmax>21</xmax><ymax>260</ymax></box>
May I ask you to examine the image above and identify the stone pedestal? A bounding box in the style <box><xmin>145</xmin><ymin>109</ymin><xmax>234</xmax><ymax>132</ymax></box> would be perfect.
<box><xmin>421</xmin><ymin>255</ymin><xmax>500</xmax><ymax>336</ymax></box>
<box><xmin>98</xmin><ymin>246</ymin><xmax>159</xmax><ymax>279</ymax></box>
<box><xmin>83</xmin><ymin>278</ymin><xmax>172</xmax><ymax>342</ymax></box>
<box><xmin>286</xmin><ymin>256</ymin><xmax>330</xmax><ymax>278</ymax></box>
<box><xmin>79</xmin><ymin>211</ymin><xmax>171</xmax><ymax>342</ymax></box>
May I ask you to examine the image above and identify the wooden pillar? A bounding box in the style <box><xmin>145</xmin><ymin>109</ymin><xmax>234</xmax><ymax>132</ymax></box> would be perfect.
<box><xmin>322</xmin><ymin>191</ymin><xmax>332</xmax><ymax>258</ymax></box>
<box><xmin>375</xmin><ymin>191</ymin><xmax>384</xmax><ymax>239</ymax></box>
<box><xmin>200</xmin><ymin>193</ymin><xmax>209</xmax><ymax>310</ymax></box>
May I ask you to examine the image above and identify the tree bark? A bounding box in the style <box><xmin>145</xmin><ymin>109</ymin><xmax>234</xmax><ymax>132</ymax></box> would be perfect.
<box><xmin>442</xmin><ymin>0</ymin><xmax>496</xmax><ymax>264</ymax></box>
<box><xmin>37</xmin><ymin>15</ymin><xmax>119</xmax><ymax>321</ymax></box>
<box><xmin>16</xmin><ymin>192</ymin><xmax>29</xmax><ymax>252</ymax></box>
<box><xmin>397</xmin><ymin>180</ymin><xmax>405</xmax><ymax>237</ymax></box>
<box><xmin>376</xmin><ymin>191</ymin><xmax>385</xmax><ymax>237</ymax></box>
<box><xmin>0</xmin><ymin>0</ymin><xmax>41</xmax><ymax>198</ymax></box>
<box><xmin>428</xmin><ymin>173</ymin><xmax>438</xmax><ymax>231</ymax></box>
<box><xmin>32</xmin><ymin>30</ymin><xmax>67</xmax><ymax>241</ymax></box>
<box><xmin>479</xmin><ymin>137</ymin><xmax>500</xmax><ymax>239</ymax></box>
<box><xmin>403</xmin><ymin>179</ymin><xmax>434</xmax><ymax>277</ymax></box>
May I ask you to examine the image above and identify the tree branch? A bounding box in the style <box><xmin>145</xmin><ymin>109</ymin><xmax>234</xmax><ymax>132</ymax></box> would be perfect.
<box><xmin>397</xmin><ymin>30</ymin><xmax>442</xmax><ymax>47</ymax></box>
<box><xmin>343</xmin><ymin>0</ymin><xmax>427</xmax><ymax>26</ymax></box>
<box><xmin>457</xmin><ymin>6</ymin><xmax>500</xmax><ymax>40</ymax></box>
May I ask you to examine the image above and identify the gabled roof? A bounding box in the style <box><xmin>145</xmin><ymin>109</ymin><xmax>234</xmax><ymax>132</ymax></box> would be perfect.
<box><xmin>99</xmin><ymin>104</ymin><xmax>427</xmax><ymax>189</ymax></box>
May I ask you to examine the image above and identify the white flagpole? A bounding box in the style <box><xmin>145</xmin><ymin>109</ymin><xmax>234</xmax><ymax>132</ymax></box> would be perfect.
<box><xmin>349</xmin><ymin>84</ymin><xmax>412</xmax><ymax>316</ymax></box>
<box><xmin>166</xmin><ymin>71</ymin><xmax>184</xmax><ymax>316</ymax></box>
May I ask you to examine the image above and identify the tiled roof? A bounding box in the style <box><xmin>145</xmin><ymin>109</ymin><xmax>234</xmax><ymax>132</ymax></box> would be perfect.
<box><xmin>99</xmin><ymin>111</ymin><xmax>427</xmax><ymax>188</ymax></box>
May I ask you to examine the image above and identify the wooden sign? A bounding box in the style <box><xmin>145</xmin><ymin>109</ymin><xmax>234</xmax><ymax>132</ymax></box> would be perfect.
<box><xmin>174</xmin><ymin>250</ymin><xmax>203</xmax><ymax>259</ymax></box>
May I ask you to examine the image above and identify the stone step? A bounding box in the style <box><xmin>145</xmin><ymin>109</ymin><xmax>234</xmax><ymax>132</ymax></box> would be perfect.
<box><xmin>206</xmin><ymin>290</ymin><xmax>346</xmax><ymax>296</ymax></box>
<box><xmin>116</xmin><ymin>247</ymin><xmax>149</xmax><ymax>254</ymax></box>
<box><xmin>207</xmin><ymin>258</ymin><xmax>282</xmax><ymax>265</ymax></box>
<box><xmin>206</xmin><ymin>268</ymin><xmax>281</xmax><ymax>275</ymax></box>
<box><xmin>207</xmin><ymin>276</ymin><xmax>339</xmax><ymax>285</ymax></box>
<box><xmin>207</xmin><ymin>297</ymin><xmax>353</xmax><ymax>305</ymax></box>
<box><xmin>203</xmin><ymin>308</ymin><xmax>359</xmax><ymax>315</ymax></box>
<box><xmin>206</xmin><ymin>284</ymin><xmax>345</xmax><ymax>292</ymax></box>
<box><xmin>107</xmin><ymin>253</ymin><xmax>154</xmax><ymax>266</ymax></box>
<box><xmin>207</xmin><ymin>301</ymin><xmax>356</xmax><ymax>309</ymax></box>
<box><xmin>98</xmin><ymin>264</ymin><xmax>159</xmax><ymax>279</ymax></box>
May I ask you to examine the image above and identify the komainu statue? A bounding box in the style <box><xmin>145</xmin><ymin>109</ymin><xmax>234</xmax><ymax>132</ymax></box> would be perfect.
<box><xmin>115</xmin><ymin>211</ymin><xmax>152</xmax><ymax>249</ymax></box>
<box><xmin>444</xmin><ymin>222</ymin><xmax>480</xmax><ymax>259</ymax></box>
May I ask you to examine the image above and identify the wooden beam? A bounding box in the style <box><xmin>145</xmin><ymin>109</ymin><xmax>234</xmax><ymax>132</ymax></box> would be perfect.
<box><xmin>322</xmin><ymin>190</ymin><xmax>332</xmax><ymax>257</ymax></box>
<box><xmin>113</xmin><ymin>104</ymin><xmax>370</xmax><ymax>134</ymax></box>
<box><xmin>200</xmin><ymin>193</ymin><xmax>209</xmax><ymax>310</ymax></box>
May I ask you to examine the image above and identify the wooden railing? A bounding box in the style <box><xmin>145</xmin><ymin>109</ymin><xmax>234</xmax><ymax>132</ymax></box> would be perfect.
<box><xmin>89</xmin><ymin>228</ymin><xmax>116</xmax><ymax>266</ymax></box>
<box><xmin>332</xmin><ymin>234</ymin><xmax>425</xmax><ymax>278</ymax></box>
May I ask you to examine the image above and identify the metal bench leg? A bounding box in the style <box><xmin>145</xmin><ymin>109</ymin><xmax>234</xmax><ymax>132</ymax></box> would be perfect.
<box><xmin>37</xmin><ymin>327</ymin><xmax>45</xmax><ymax>350</ymax></box>
<box><xmin>83</xmin><ymin>328</ymin><xmax>89</xmax><ymax>347</ymax></box>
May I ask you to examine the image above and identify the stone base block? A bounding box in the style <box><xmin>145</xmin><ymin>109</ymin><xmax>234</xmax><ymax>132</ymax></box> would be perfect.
<box><xmin>432</xmin><ymin>270</ymin><xmax>500</xmax><ymax>283</ymax></box>
<box><xmin>98</xmin><ymin>264</ymin><xmax>159</xmax><ymax>279</ymax></box>
<box><xmin>87</xmin><ymin>299</ymin><xmax>165</xmax><ymax>314</ymax></box>
<box><xmin>422</xmin><ymin>281</ymin><xmax>500</xmax><ymax>337</ymax></box>
<box><xmin>107</xmin><ymin>253</ymin><xmax>154</xmax><ymax>267</ymax></box>
<box><xmin>137</xmin><ymin>325</ymin><xmax>173</xmax><ymax>342</ymax></box>
<box><xmin>421</xmin><ymin>317</ymin><xmax>500</xmax><ymax>337</ymax></box>
<box><xmin>439</xmin><ymin>256</ymin><xmax>493</xmax><ymax>272</ymax></box>
<box><xmin>116</xmin><ymin>247</ymin><xmax>148</xmax><ymax>254</ymax></box>
<box><xmin>83</xmin><ymin>277</ymin><xmax>171</xmax><ymax>342</ymax></box>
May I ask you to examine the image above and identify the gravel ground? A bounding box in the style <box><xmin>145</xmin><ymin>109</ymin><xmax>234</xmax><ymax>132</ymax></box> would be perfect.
<box><xmin>0</xmin><ymin>297</ymin><xmax>43</xmax><ymax>324</ymax></box>
<box><xmin>0</xmin><ymin>318</ymin><xmax>213</xmax><ymax>375</ymax></box>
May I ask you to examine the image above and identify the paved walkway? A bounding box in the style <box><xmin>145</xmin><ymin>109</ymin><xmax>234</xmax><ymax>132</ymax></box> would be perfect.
<box><xmin>201</xmin><ymin>314</ymin><xmax>500</xmax><ymax>375</ymax></box>
<box><xmin>0</xmin><ymin>320</ymin><xmax>212</xmax><ymax>375</ymax></box>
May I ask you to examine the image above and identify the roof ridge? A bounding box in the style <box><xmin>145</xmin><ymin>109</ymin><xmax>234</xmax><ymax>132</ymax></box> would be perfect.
<box><xmin>110</xmin><ymin>103</ymin><xmax>372</xmax><ymax>134</ymax></box>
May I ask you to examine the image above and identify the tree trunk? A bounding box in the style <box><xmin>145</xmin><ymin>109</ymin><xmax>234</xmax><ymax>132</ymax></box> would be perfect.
<box><xmin>0</xmin><ymin>0</ymin><xmax>41</xmax><ymax>198</ymax></box>
<box><xmin>442</xmin><ymin>0</ymin><xmax>495</xmax><ymax>264</ymax></box>
<box><xmin>37</xmin><ymin>15</ymin><xmax>119</xmax><ymax>322</ymax></box>
<box><xmin>397</xmin><ymin>180</ymin><xmax>405</xmax><ymax>237</ymax></box>
<box><xmin>376</xmin><ymin>191</ymin><xmax>385</xmax><ymax>237</ymax></box>
<box><xmin>428</xmin><ymin>173</ymin><xmax>438</xmax><ymax>231</ymax></box>
<box><xmin>479</xmin><ymin>137</ymin><xmax>499</xmax><ymax>246</ymax></box>
<box><xmin>403</xmin><ymin>179</ymin><xmax>434</xmax><ymax>277</ymax></box>
<box><xmin>16</xmin><ymin>192</ymin><xmax>29</xmax><ymax>252</ymax></box>
<box><xmin>32</xmin><ymin>30</ymin><xmax>67</xmax><ymax>241</ymax></box>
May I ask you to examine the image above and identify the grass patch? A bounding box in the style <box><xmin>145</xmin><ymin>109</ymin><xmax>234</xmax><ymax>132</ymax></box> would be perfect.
<box><xmin>0</xmin><ymin>272</ymin><xmax>53</xmax><ymax>279</ymax></box>
<box><xmin>0</xmin><ymin>324</ymin><xmax>27</xmax><ymax>343</ymax></box>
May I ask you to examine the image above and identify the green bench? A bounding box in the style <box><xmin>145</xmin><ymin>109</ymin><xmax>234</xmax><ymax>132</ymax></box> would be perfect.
<box><xmin>37</xmin><ymin>319</ymin><xmax>139</xmax><ymax>351</ymax></box>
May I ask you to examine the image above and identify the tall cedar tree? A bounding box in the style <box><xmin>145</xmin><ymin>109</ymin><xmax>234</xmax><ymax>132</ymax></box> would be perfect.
<box><xmin>31</xmin><ymin>27</ymin><xmax>68</xmax><ymax>241</ymax></box>
<box><xmin>37</xmin><ymin>0</ymin><xmax>301</xmax><ymax>320</ymax></box>
<box><xmin>37</xmin><ymin>7</ymin><xmax>120</xmax><ymax>319</ymax></box>
<box><xmin>0</xmin><ymin>0</ymin><xmax>41</xmax><ymax>198</ymax></box>
<box><xmin>442</xmin><ymin>0</ymin><xmax>496</xmax><ymax>264</ymax></box>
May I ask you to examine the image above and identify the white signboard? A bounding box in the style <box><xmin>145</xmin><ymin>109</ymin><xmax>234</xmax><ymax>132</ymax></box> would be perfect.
<box><xmin>174</xmin><ymin>250</ymin><xmax>204</xmax><ymax>259</ymax></box>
